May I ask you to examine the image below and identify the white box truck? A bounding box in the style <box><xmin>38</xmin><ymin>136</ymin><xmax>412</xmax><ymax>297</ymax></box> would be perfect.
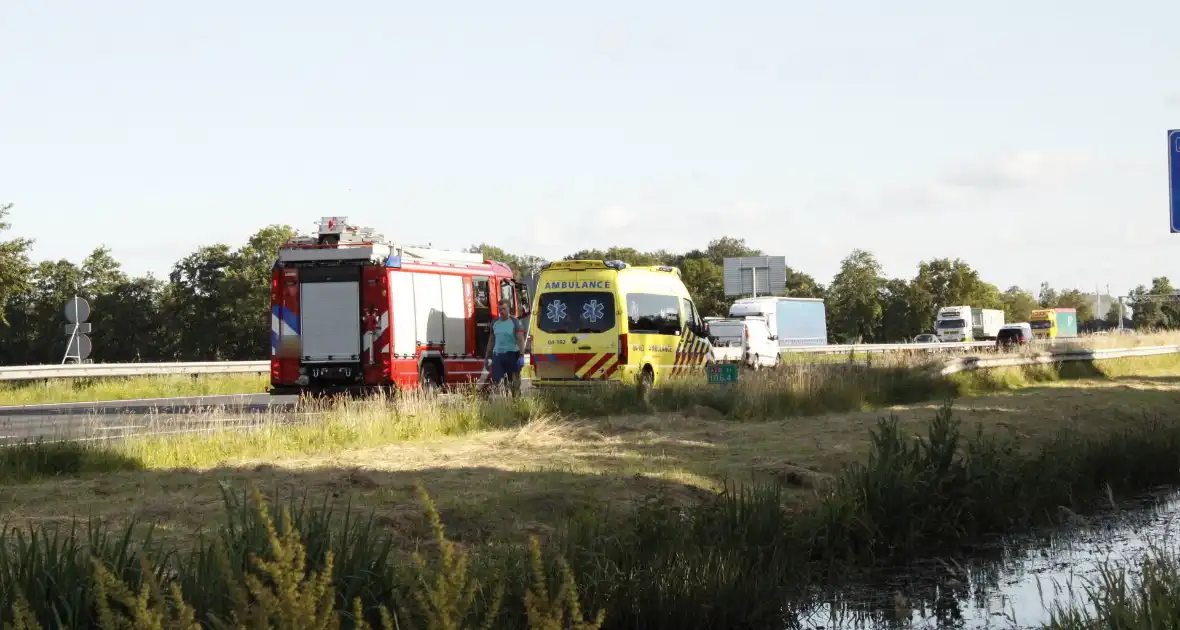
<box><xmin>934</xmin><ymin>306</ymin><xmax>1005</xmax><ymax>342</ymax></box>
<box><xmin>728</xmin><ymin>297</ymin><xmax>828</xmax><ymax>347</ymax></box>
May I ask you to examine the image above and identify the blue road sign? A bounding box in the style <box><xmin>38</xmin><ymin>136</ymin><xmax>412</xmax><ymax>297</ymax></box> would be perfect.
<box><xmin>1171</xmin><ymin>130</ymin><xmax>1180</xmax><ymax>232</ymax></box>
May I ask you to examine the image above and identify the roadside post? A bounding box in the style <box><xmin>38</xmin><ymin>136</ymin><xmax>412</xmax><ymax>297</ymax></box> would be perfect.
<box><xmin>62</xmin><ymin>296</ymin><xmax>93</xmax><ymax>364</ymax></box>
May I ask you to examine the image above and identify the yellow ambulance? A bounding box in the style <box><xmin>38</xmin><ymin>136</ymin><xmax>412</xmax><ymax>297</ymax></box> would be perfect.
<box><xmin>528</xmin><ymin>260</ymin><xmax>713</xmax><ymax>390</ymax></box>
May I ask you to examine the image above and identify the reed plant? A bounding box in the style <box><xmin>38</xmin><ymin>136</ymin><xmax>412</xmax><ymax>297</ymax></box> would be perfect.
<box><xmin>1044</xmin><ymin>539</ymin><xmax>1180</xmax><ymax>629</ymax></box>
<box><xmin>6</xmin><ymin>405</ymin><xmax>1180</xmax><ymax>629</ymax></box>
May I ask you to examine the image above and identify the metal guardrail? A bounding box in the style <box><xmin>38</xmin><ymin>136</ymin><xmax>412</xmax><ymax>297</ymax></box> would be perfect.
<box><xmin>0</xmin><ymin>361</ymin><xmax>270</xmax><ymax>381</ymax></box>
<box><xmin>939</xmin><ymin>344</ymin><xmax>1180</xmax><ymax>376</ymax></box>
<box><xmin>0</xmin><ymin>340</ymin><xmax>1170</xmax><ymax>381</ymax></box>
<box><xmin>0</xmin><ymin>343</ymin><xmax>985</xmax><ymax>381</ymax></box>
<box><xmin>785</xmin><ymin>341</ymin><xmax>996</xmax><ymax>354</ymax></box>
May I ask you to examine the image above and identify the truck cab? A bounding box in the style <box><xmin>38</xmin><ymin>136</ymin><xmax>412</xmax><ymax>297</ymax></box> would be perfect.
<box><xmin>1029</xmin><ymin>308</ymin><xmax>1078</xmax><ymax>340</ymax></box>
<box><xmin>934</xmin><ymin>306</ymin><xmax>973</xmax><ymax>342</ymax></box>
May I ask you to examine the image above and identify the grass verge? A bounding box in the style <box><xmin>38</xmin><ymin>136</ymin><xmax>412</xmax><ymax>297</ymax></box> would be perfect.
<box><xmin>3</xmin><ymin>330</ymin><xmax>1178</xmax><ymax>407</ymax></box>
<box><xmin>5</xmin><ymin>403</ymin><xmax>1180</xmax><ymax>629</ymax></box>
<box><xmin>0</xmin><ymin>373</ymin><xmax>269</xmax><ymax>406</ymax></box>
<box><xmin>6</xmin><ymin>352</ymin><xmax>1178</xmax><ymax>477</ymax></box>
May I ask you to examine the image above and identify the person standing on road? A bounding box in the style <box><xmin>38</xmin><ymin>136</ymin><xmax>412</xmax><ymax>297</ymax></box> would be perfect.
<box><xmin>485</xmin><ymin>300</ymin><xmax>526</xmax><ymax>394</ymax></box>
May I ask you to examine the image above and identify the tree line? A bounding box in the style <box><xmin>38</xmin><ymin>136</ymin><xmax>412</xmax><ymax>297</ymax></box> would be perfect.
<box><xmin>0</xmin><ymin>204</ymin><xmax>1172</xmax><ymax>364</ymax></box>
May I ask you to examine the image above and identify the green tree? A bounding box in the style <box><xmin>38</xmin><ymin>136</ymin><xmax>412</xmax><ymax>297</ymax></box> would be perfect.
<box><xmin>878</xmin><ymin>278</ymin><xmax>920</xmax><ymax>342</ymax></box>
<box><xmin>466</xmin><ymin>243</ymin><xmax>548</xmax><ymax>278</ymax></box>
<box><xmin>785</xmin><ymin>268</ymin><xmax>824</xmax><ymax>298</ymax></box>
<box><xmin>0</xmin><ymin>202</ymin><xmax>33</xmax><ymax>325</ymax></box>
<box><xmin>999</xmin><ymin>286</ymin><xmax>1038</xmax><ymax>323</ymax></box>
<box><xmin>224</xmin><ymin>226</ymin><xmax>297</xmax><ymax>360</ymax></box>
<box><xmin>1105</xmin><ymin>300</ymin><xmax>1125</xmax><ymax>328</ymax></box>
<box><xmin>679</xmin><ymin>257</ymin><xmax>725</xmax><ymax>317</ymax></box>
<box><xmin>1055</xmin><ymin>289</ymin><xmax>1095</xmax><ymax>324</ymax></box>
<box><xmin>1037</xmin><ymin>282</ymin><xmax>1059</xmax><ymax>308</ymax></box>
<box><xmin>564</xmin><ymin>247</ymin><xmax>672</xmax><ymax>266</ymax></box>
<box><xmin>1128</xmin><ymin>278</ymin><xmax>1178</xmax><ymax>330</ymax></box>
<box><xmin>25</xmin><ymin>259</ymin><xmax>85</xmax><ymax>362</ymax></box>
<box><xmin>162</xmin><ymin>244</ymin><xmax>238</xmax><ymax>360</ymax></box>
<box><xmin>913</xmin><ymin>258</ymin><xmax>1000</xmax><ymax>309</ymax></box>
<box><xmin>80</xmin><ymin>247</ymin><xmax>127</xmax><ymax>298</ymax></box>
<box><xmin>90</xmin><ymin>275</ymin><xmax>166</xmax><ymax>362</ymax></box>
<box><xmin>701</xmin><ymin>237</ymin><xmax>762</xmax><ymax>266</ymax></box>
<box><xmin>827</xmin><ymin>249</ymin><xmax>884</xmax><ymax>343</ymax></box>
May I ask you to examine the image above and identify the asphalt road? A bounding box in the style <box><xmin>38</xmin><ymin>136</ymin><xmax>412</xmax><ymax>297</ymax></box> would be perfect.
<box><xmin>0</xmin><ymin>394</ymin><xmax>298</xmax><ymax>443</ymax></box>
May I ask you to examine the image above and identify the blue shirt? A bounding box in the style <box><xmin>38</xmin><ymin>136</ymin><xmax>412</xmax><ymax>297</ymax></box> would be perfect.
<box><xmin>492</xmin><ymin>317</ymin><xmax>524</xmax><ymax>354</ymax></box>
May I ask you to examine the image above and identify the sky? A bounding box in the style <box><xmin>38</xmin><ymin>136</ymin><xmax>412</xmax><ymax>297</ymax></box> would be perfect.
<box><xmin>2</xmin><ymin>0</ymin><xmax>1178</xmax><ymax>297</ymax></box>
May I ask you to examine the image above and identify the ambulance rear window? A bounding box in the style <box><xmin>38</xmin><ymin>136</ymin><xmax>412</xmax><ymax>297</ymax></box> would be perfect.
<box><xmin>536</xmin><ymin>292</ymin><xmax>616</xmax><ymax>334</ymax></box>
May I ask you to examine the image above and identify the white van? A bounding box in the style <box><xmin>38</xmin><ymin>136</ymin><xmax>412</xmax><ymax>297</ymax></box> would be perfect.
<box><xmin>728</xmin><ymin>297</ymin><xmax>828</xmax><ymax>347</ymax></box>
<box><xmin>704</xmin><ymin>318</ymin><xmax>780</xmax><ymax>368</ymax></box>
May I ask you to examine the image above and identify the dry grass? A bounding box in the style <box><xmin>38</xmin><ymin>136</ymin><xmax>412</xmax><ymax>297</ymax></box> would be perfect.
<box><xmin>1065</xmin><ymin>329</ymin><xmax>1180</xmax><ymax>348</ymax></box>
<box><xmin>0</xmin><ymin>373</ymin><xmax>269</xmax><ymax>406</ymax></box>
<box><xmin>4</xmin><ymin>373</ymin><xmax>1178</xmax><ymax>552</ymax></box>
<box><xmin>118</xmin><ymin>391</ymin><xmax>553</xmax><ymax>469</ymax></box>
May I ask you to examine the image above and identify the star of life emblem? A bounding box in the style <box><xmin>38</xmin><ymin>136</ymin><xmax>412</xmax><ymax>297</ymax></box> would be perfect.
<box><xmin>582</xmin><ymin>300</ymin><xmax>605</xmax><ymax>323</ymax></box>
<box><xmin>546</xmin><ymin>300</ymin><xmax>568</xmax><ymax>323</ymax></box>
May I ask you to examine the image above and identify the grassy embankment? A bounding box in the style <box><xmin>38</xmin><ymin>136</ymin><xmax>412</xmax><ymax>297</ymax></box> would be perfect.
<box><xmin>2</xmin><ymin>330</ymin><xmax>1177</xmax><ymax>406</ymax></box>
<box><xmin>2</xmin><ymin>349</ymin><xmax>1180</xmax><ymax>627</ymax></box>
<box><xmin>4</xmin><ymin>401</ymin><xmax>1180</xmax><ymax>628</ymax></box>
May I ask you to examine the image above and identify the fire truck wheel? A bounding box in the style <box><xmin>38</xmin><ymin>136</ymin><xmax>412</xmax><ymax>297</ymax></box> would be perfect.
<box><xmin>419</xmin><ymin>361</ymin><xmax>442</xmax><ymax>389</ymax></box>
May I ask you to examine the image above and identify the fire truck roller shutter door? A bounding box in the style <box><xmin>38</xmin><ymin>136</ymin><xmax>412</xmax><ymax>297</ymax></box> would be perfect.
<box><xmin>298</xmin><ymin>266</ymin><xmax>362</xmax><ymax>363</ymax></box>
<box><xmin>413</xmin><ymin>273</ymin><xmax>445</xmax><ymax>348</ymax></box>
<box><xmin>389</xmin><ymin>272</ymin><xmax>417</xmax><ymax>357</ymax></box>
<box><xmin>440</xmin><ymin>274</ymin><xmax>466</xmax><ymax>355</ymax></box>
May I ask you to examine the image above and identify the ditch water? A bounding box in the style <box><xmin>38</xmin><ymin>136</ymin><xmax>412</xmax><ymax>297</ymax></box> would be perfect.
<box><xmin>790</xmin><ymin>487</ymin><xmax>1180</xmax><ymax>629</ymax></box>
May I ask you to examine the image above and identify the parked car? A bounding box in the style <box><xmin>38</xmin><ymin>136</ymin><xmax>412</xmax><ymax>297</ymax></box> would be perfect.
<box><xmin>704</xmin><ymin>318</ymin><xmax>780</xmax><ymax>369</ymax></box>
<box><xmin>996</xmin><ymin>323</ymin><xmax>1033</xmax><ymax>349</ymax></box>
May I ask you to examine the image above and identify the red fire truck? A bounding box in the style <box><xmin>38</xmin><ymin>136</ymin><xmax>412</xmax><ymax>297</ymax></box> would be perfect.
<box><xmin>268</xmin><ymin>217</ymin><xmax>530</xmax><ymax>395</ymax></box>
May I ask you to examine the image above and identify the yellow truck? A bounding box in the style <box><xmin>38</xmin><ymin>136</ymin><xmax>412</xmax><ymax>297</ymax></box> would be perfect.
<box><xmin>1028</xmin><ymin>308</ymin><xmax>1079</xmax><ymax>339</ymax></box>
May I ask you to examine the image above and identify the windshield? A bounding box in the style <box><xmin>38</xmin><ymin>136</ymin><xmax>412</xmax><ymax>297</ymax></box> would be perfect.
<box><xmin>1029</xmin><ymin>320</ymin><xmax>1052</xmax><ymax>329</ymax></box>
<box><xmin>536</xmin><ymin>292</ymin><xmax>616</xmax><ymax>334</ymax></box>
<box><xmin>707</xmin><ymin>322</ymin><xmax>745</xmax><ymax>339</ymax></box>
<box><xmin>936</xmin><ymin>319</ymin><xmax>966</xmax><ymax>329</ymax></box>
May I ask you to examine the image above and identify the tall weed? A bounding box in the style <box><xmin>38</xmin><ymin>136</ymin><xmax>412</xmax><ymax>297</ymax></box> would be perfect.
<box><xmin>6</xmin><ymin>406</ymin><xmax>1180</xmax><ymax>628</ymax></box>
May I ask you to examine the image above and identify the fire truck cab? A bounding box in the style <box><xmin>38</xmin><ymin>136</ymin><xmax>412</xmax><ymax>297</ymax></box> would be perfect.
<box><xmin>269</xmin><ymin>217</ymin><xmax>529</xmax><ymax>395</ymax></box>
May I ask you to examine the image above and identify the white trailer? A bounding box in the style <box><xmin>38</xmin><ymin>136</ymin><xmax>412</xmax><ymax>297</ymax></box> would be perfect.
<box><xmin>972</xmin><ymin>308</ymin><xmax>1006</xmax><ymax>341</ymax></box>
<box><xmin>935</xmin><ymin>305</ymin><xmax>1006</xmax><ymax>342</ymax></box>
